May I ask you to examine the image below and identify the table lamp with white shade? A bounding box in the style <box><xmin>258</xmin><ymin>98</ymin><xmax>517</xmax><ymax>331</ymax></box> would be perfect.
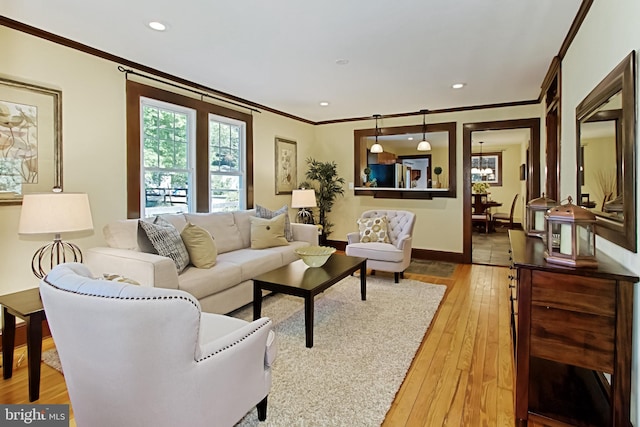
<box><xmin>291</xmin><ymin>189</ymin><xmax>316</xmax><ymax>224</ymax></box>
<box><xmin>18</xmin><ymin>190</ymin><xmax>94</xmax><ymax>278</ymax></box>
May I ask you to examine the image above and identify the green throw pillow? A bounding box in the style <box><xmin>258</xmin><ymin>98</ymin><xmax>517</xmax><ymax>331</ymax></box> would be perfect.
<box><xmin>250</xmin><ymin>214</ymin><xmax>289</xmax><ymax>249</ymax></box>
<box><xmin>181</xmin><ymin>222</ymin><xmax>217</xmax><ymax>269</ymax></box>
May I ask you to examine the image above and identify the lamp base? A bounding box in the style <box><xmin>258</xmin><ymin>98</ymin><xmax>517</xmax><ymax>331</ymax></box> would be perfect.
<box><xmin>296</xmin><ymin>208</ymin><xmax>314</xmax><ymax>225</ymax></box>
<box><xmin>32</xmin><ymin>237</ymin><xmax>83</xmax><ymax>279</ymax></box>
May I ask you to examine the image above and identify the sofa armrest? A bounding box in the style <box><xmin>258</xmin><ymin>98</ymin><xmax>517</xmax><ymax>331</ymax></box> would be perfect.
<box><xmin>347</xmin><ymin>231</ymin><xmax>360</xmax><ymax>245</ymax></box>
<box><xmin>291</xmin><ymin>223</ymin><xmax>319</xmax><ymax>246</ymax></box>
<box><xmin>85</xmin><ymin>247</ymin><xmax>179</xmax><ymax>290</ymax></box>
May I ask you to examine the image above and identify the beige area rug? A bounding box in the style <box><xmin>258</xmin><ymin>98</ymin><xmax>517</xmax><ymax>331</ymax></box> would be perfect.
<box><xmin>233</xmin><ymin>275</ymin><xmax>446</xmax><ymax>427</ymax></box>
<box><xmin>42</xmin><ymin>348</ymin><xmax>63</xmax><ymax>373</ymax></box>
<box><xmin>41</xmin><ymin>276</ymin><xmax>446</xmax><ymax>427</ymax></box>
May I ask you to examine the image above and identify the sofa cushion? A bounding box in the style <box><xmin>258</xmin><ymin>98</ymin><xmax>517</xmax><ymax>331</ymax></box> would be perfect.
<box><xmin>184</xmin><ymin>212</ymin><xmax>244</xmax><ymax>254</ymax></box>
<box><xmin>178</xmin><ymin>261</ymin><xmax>242</xmax><ymax>300</ymax></box>
<box><xmin>256</xmin><ymin>205</ymin><xmax>293</xmax><ymax>241</ymax></box>
<box><xmin>139</xmin><ymin>217</ymin><xmax>190</xmax><ymax>273</ymax></box>
<box><xmin>137</xmin><ymin>221</ymin><xmax>158</xmax><ymax>254</ymax></box>
<box><xmin>181</xmin><ymin>222</ymin><xmax>217</xmax><ymax>269</ymax></box>
<box><xmin>218</xmin><ymin>248</ymin><xmax>284</xmax><ymax>282</ymax></box>
<box><xmin>249</xmin><ymin>215</ymin><xmax>289</xmax><ymax>249</ymax></box>
<box><xmin>233</xmin><ymin>209</ymin><xmax>257</xmax><ymax>248</ymax></box>
<box><xmin>103</xmin><ymin>219</ymin><xmax>140</xmax><ymax>250</ymax></box>
<box><xmin>357</xmin><ymin>216</ymin><xmax>390</xmax><ymax>243</ymax></box>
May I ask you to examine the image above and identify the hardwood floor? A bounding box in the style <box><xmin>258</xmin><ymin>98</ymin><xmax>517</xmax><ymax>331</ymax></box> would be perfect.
<box><xmin>0</xmin><ymin>264</ymin><xmax>514</xmax><ymax>427</ymax></box>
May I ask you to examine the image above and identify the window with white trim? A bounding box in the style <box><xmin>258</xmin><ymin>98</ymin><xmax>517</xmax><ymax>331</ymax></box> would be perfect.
<box><xmin>209</xmin><ymin>114</ymin><xmax>246</xmax><ymax>212</ymax></box>
<box><xmin>140</xmin><ymin>97</ymin><xmax>196</xmax><ymax>217</ymax></box>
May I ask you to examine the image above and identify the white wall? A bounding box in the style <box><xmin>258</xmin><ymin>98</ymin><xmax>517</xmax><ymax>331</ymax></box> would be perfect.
<box><xmin>560</xmin><ymin>0</ymin><xmax>640</xmax><ymax>423</ymax></box>
<box><xmin>0</xmin><ymin>25</ymin><xmax>315</xmax><ymax>295</ymax></box>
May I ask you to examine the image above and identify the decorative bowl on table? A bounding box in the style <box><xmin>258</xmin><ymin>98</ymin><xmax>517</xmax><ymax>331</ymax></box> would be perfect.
<box><xmin>295</xmin><ymin>246</ymin><xmax>336</xmax><ymax>267</ymax></box>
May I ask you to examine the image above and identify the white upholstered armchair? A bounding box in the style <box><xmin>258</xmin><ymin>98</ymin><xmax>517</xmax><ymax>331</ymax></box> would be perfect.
<box><xmin>345</xmin><ymin>210</ymin><xmax>416</xmax><ymax>283</ymax></box>
<box><xmin>40</xmin><ymin>263</ymin><xmax>276</xmax><ymax>427</ymax></box>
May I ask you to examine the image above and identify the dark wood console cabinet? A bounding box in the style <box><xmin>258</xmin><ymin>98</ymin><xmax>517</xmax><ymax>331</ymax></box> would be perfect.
<box><xmin>509</xmin><ymin>230</ymin><xmax>637</xmax><ymax>427</ymax></box>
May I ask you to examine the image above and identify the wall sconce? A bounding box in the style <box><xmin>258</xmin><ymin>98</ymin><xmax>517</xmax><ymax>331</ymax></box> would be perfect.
<box><xmin>544</xmin><ymin>196</ymin><xmax>597</xmax><ymax>267</ymax></box>
<box><xmin>526</xmin><ymin>193</ymin><xmax>557</xmax><ymax>238</ymax></box>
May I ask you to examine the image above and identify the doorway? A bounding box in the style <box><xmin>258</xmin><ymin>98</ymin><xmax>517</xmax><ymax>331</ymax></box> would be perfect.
<box><xmin>462</xmin><ymin>118</ymin><xmax>541</xmax><ymax>265</ymax></box>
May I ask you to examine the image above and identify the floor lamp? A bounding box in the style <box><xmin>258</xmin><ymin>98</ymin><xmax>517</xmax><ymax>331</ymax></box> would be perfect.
<box><xmin>18</xmin><ymin>191</ymin><xmax>94</xmax><ymax>279</ymax></box>
<box><xmin>291</xmin><ymin>189</ymin><xmax>316</xmax><ymax>224</ymax></box>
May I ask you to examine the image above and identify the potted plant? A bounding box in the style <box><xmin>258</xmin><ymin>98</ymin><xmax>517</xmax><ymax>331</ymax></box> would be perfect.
<box><xmin>433</xmin><ymin>166</ymin><xmax>443</xmax><ymax>188</ymax></box>
<box><xmin>363</xmin><ymin>167</ymin><xmax>372</xmax><ymax>186</ymax></box>
<box><xmin>300</xmin><ymin>158</ymin><xmax>345</xmax><ymax>244</ymax></box>
<box><xmin>472</xmin><ymin>181</ymin><xmax>490</xmax><ymax>194</ymax></box>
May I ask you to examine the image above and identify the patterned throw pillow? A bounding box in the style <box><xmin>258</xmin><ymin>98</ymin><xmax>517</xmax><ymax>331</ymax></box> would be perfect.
<box><xmin>181</xmin><ymin>222</ymin><xmax>217</xmax><ymax>269</ymax></box>
<box><xmin>357</xmin><ymin>216</ymin><xmax>390</xmax><ymax>243</ymax></box>
<box><xmin>256</xmin><ymin>204</ymin><xmax>293</xmax><ymax>241</ymax></box>
<box><xmin>249</xmin><ymin>214</ymin><xmax>289</xmax><ymax>249</ymax></box>
<box><xmin>138</xmin><ymin>217</ymin><xmax>190</xmax><ymax>273</ymax></box>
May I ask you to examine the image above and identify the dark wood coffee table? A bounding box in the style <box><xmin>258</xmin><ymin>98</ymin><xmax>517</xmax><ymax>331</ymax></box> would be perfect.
<box><xmin>253</xmin><ymin>254</ymin><xmax>367</xmax><ymax>348</ymax></box>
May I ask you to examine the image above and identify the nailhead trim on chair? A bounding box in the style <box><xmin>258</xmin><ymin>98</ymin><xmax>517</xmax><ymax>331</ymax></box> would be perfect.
<box><xmin>196</xmin><ymin>319</ymin><xmax>271</xmax><ymax>362</ymax></box>
<box><xmin>43</xmin><ymin>278</ymin><xmax>201</xmax><ymax>310</ymax></box>
<box><xmin>44</xmin><ymin>277</ymin><xmax>272</xmax><ymax>363</ymax></box>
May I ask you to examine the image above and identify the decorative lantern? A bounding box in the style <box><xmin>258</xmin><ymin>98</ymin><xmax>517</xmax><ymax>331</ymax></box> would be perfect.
<box><xmin>544</xmin><ymin>196</ymin><xmax>598</xmax><ymax>267</ymax></box>
<box><xmin>526</xmin><ymin>193</ymin><xmax>557</xmax><ymax>238</ymax></box>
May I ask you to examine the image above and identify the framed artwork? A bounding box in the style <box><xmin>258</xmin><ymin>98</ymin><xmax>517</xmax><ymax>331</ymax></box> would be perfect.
<box><xmin>0</xmin><ymin>76</ymin><xmax>62</xmax><ymax>205</ymax></box>
<box><xmin>274</xmin><ymin>137</ymin><xmax>297</xmax><ymax>194</ymax></box>
<box><xmin>470</xmin><ymin>152</ymin><xmax>502</xmax><ymax>186</ymax></box>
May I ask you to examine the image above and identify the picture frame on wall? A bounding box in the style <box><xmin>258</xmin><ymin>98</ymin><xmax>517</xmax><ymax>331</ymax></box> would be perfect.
<box><xmin>274</xmin><ymin>137</ymin><xmax>297</xmax><ymax>194</ymax></box>
<box><xmin>0</xmin><ymin>76</ymin><xmax>62</xmax><ymax>205</ymax></box>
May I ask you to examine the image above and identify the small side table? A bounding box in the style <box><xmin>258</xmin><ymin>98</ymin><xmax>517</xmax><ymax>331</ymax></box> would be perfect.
<box><xmin>0</xmin><ymin>287</ymin><xmax>46</xmax><ymax>402</ymax></box>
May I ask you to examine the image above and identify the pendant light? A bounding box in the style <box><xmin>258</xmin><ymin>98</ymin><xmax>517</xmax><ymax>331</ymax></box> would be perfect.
<box><xmin>370</xmin><ymin>114</ymin><xmax>383</xmax><ymax>153</ymax></box>
<box><xmin>416</xmin><ymin>109</ymin><xmax>432</xmax><ymax>151</ymax></box>
<box><xmin>476</xmin><ymin>141</ymin><xmax>493</xmax><ymax>176</ymax></box>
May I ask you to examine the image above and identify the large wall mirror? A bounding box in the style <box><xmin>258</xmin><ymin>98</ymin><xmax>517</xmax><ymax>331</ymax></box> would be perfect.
<box><xmin>576</xmin><ymin>51</ymin><xmax>636</xmax><ymax>252</ymax></box>
<box><xmin>353</xmin><ymin>121</ymin><xmax>456</xmax><ymax>199</ymax></box>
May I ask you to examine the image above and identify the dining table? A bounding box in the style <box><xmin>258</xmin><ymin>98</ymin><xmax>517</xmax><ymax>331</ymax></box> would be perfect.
<box><xmin>472</xmin><ymin>193</ymin><xmax>502</xmax><ymax>214</ymax></box>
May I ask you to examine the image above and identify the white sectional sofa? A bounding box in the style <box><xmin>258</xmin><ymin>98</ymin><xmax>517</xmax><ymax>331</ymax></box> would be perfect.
<box><xmin>85</xmin><ymin>209</ymin><xmax>318</xmax><ymax>314</ymax></box>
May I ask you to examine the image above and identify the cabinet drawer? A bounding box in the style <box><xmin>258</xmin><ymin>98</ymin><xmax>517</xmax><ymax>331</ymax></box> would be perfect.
<box><xmin>531</xmin><ymin>271</ymin><xmax>615</xmax><ymax>316</ymax></box>
<box><xmin>530</xmin><ymin>305</ymin><xmax>614</xmax><ymax>371</ymax></box>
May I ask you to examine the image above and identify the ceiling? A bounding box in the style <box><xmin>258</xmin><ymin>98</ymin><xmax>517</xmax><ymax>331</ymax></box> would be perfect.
<box><xmin>1</xmin><ymin>0</ymin><xmax>583</xmax><ymax>123</ymax></box>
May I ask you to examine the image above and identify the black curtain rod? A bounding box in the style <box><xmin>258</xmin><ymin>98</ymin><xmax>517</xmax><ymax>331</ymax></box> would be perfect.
<box><xmin>117</xmin><ymin>66</ymin><xmax>261</xmax><ymax>113</ymax></box>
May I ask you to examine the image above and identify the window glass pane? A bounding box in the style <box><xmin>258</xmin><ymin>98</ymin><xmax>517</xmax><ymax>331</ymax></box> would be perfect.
<box><xmin>144</xmin><ymin>171</ymin><xmax>190</xmax><ymax>216</ymax></box>
<box><xmin>142</xmin><ymin>100</ymin><xmax>194</xmax><ymax>217</ymax></box>
<box><xmin>211</xmin><ymin>175</ymin><xmax>240</xmax><ymax>212</ymax></box>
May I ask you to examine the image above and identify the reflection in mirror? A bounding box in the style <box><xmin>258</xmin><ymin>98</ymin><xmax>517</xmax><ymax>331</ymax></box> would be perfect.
<box><xmin>579</xmin><ymin>95</ymin><xmax>622</xmax><ymax>220</ymax></box>
<box><xmin>363</xmin><ymin>131</ymin><xmax>448</xmax><ymax>189</ymax></box>
<box><xmin>576</xmin><ymin>51</ymin><xmax>636</xmax><ymax>252</ymax></box>
<box><xmin>354</xmin><ymin>121</ymin><xmax>456</xmax><ymax>199</ymax></box>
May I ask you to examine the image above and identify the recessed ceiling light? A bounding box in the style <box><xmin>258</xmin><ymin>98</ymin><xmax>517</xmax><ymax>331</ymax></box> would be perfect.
<box><xmin>148</xmin><ymin>21</ymin><xmax>166</xmax><ymax>31</ymax></box>
<box><xmin>452</xmin><ymin>83</ymin><xmax>466</xmax><ymax>89</ymax></box>
<box><xmin>335</xmin><ymin>59</ymin><xmax>349</xmax><ymax>66</ymax></box>
<box><xmin>319</xmin><ymin>101</ymin><xmax>330</xmax><ymax>107</ymax></box>
<box><xmin>408</xmin><ymin>137</ymin><xmax>414</xmax><ymax>141</ymax></box>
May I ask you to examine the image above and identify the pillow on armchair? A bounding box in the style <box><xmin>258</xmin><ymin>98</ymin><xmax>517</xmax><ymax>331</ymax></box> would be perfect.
<box><xmin>357</xmin><ymin>216</ymin><xmax>390</xmax><ymax>243</ymax></box>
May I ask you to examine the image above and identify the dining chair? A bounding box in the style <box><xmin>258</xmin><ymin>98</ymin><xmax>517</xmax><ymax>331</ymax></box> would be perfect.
<box><xmin>493</xmin><ymin>193</ymin><xmax>519</xmax><ymax>229</ymax></box>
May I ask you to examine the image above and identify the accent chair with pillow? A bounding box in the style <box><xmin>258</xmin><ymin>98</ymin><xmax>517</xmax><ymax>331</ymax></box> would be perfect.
<box><xmin>40</xmin><ymin>263</ymin><xmax>276</xmax><ymax>427</ymax></box>
<box><xmin>345</xmin><ymin>210</ymin><xmax>416</xmax><ymax>283</ymax></box>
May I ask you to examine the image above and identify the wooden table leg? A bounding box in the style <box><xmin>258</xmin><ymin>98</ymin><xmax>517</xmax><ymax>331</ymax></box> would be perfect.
<box><xmin>360</xmin><ymin>261</ymin><xmax>367</xmax><ymax>301</ymax></box>
<box><xmin>2</xmin><ymin>308</ymin><xmax>16</xmax><ymax>379</ymax></box>
<box><xmin>253</xmin><ymin>282</ymin><xmax>262</xmax><ymax>321</ymax></box>
<box><xmin>304</xmin><ymin>296</ymin><xmax>314</xmax><ymax>348</ymax></box>
<box><xmin>26</xmin><ymin>312</ymin><xmax>43</xmax><ymax>402</ymax></box>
